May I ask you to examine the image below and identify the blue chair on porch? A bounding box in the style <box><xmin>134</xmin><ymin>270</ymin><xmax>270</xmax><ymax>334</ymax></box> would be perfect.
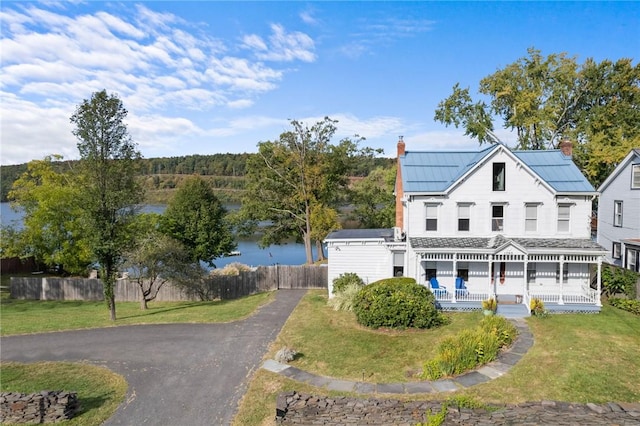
<box><xmin>455</xmin><ymin>277</ymin><xmax>468</xmax><ymax>297</ymax></box>
<box><xmin>429</xmin><ymin>277</ymin><xmax>447</xmax><ymax>297</ymax></box>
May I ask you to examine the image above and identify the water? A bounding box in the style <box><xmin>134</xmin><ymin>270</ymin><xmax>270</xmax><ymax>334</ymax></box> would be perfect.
<box><xmin>0</xmin><ymin>202</ymin><xmax>313</xmax><ymax>267</ymax></box>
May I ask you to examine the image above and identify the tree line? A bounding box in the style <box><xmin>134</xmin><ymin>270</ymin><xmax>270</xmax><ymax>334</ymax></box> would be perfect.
<box><xmin>1</xmin><ymin>153</ymin><xmax>394</xmax><ymax>202</ymax></box>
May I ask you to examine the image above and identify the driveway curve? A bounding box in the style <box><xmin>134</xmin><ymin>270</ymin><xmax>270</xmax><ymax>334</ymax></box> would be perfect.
<box><xmin>0</xmin><ymin>289</ymin><xmax>307</xmax><ymax>426</ymax></box>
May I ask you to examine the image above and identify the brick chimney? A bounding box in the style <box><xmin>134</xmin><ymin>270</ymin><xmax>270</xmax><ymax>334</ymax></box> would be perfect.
<box><xmin>559</xmin><ymin>140</ymin><xmax>573</xmax><ymax>157</ymax></box>
<box><xmin>395</xmin><ymin>137</ymin><xmax>405</xmax><ymax>230</ymax></box>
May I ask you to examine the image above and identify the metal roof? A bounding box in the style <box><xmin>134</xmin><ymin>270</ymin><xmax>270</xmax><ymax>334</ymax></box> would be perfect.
<box><xmin>400</xmin><ymin>145</ymin><xmax>595</xmax><ymax>194</ymax></box>
<box><xmin>325</xmin><ymin>228</ymin><xmax>393</xmax><ymax>241</ymax></box>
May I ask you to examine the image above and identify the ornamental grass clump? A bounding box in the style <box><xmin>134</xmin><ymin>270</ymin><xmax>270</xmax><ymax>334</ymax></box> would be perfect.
<box><xmin>327</xmin><ymin>282</ymin><xmax>361</xmax><ymax>312</ymax></box>
<box><xmin>352</xmin><ymin>277</ymin><xmax>445</xmax><ymax>329</ymax></box>
<box><xmin>421</xmin><ymin>315</ymin><xmax>517</xmax><ymax>380</ymax></box>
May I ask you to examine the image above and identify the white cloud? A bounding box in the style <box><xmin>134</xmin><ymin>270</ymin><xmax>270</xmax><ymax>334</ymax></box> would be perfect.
<box><xmin>0</xmin><ymin>3</ymin><xmax>318</xmax><ymax>164</ymax></box>
<box><xmin>243</xmin><ymin>24</ymin><xmax>316</xmax><ymax>63</ymax></box>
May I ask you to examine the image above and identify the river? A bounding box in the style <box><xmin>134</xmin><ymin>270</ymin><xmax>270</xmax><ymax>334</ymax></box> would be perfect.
<box><xmin>0</xmin><ymin>202</ymin><xmax>313</xmax><ymax>268</ymax></box>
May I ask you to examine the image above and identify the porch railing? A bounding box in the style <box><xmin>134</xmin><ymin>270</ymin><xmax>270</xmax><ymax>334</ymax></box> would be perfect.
<box><xmin>433</xmin><ymin>290</ymin><xmax>489</xmax><ymax>303</ymax></box>
<box><xmin>528</xmin><ymin>285</ymin><xmax>599</xmax><ymax>305</ymax></box>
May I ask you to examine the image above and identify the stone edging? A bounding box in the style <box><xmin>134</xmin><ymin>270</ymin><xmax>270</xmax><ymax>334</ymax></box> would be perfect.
<box><xmin>262</xmin><ymin>318</ymin><xmax>533</xmax><ymax>394</ymax></box>
<box><xmin>275</xmin><ymin>392</ymin><xmax>640</xmax><ymax>425</ymax></box>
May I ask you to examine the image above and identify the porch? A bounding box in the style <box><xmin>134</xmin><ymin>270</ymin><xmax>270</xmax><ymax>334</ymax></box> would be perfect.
<box><xmin>434</xmin><ymin>287</ymin><xmax>601</xmax><ymax>315</ymax></box>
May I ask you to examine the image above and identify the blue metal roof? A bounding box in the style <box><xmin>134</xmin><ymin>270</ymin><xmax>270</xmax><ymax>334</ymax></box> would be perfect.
<box><xmin>400</xmin><ymin>145</ymin><xmax>595</xmax><ymax>193</ymax></box>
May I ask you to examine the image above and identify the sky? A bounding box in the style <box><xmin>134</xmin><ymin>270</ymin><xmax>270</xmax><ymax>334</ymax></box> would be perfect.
<box><xmin>1</xmin><ymin>1</ymin><xmax>638</xmax><ymax>166</ymax></box>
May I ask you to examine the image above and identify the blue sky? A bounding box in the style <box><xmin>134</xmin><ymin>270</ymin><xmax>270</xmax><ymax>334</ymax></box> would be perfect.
<box><xmin>1</xmin><ymin>1</ymin><xmax>638</xmax><ymax>166</ymax></box>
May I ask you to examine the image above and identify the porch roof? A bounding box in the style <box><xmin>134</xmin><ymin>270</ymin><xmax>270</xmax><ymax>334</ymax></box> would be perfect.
<box><xmin>410</xmin><ymin>235</ymin><xmax>605</xmax><ymax>251</ymax></box>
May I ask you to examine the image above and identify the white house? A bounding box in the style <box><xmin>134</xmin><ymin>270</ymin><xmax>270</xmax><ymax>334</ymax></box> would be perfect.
<box><xmin>597</xmin><ymin>148</ymin><xmax>640</xmax><ymax>272</ymax></box>
<box><xmin>326</xmin><ymin>139</ymin><xmax>606</xmax><ymax>312</ymax></box>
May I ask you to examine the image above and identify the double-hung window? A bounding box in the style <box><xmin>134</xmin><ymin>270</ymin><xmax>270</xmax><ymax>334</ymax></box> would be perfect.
<box><xmin>458</xmin><ymin>204</ymin><xmax>470</xmax><ymax>232</ymax></box>
<box><xmin>632</xmin><ymin>164</ymin><xmax>640</xmax><ymax>189</ymax></box>
<box><xmin>492</xmin><ymin>204</ymin><xmax>504</xmax><ymax>232</ymax></box>
<box><xmin>425</xmin><ymin>204</ymin><xmax>438</xmax><ymax>231</ymax></box>
<box><xmin>613</xmin><ymin>242</ymin><xmax>622</xmax><ymax>259</ymax></box>
<box><xmin>614</xmin><ymin>201</ymin><xmax>623</xmax><ymax>227</ymax></box>
<box><xmin>525</xmin><ymin>203</ymin><xmax>538</xmax><ymax>232</ymax></box>
<box><xmin>557</xmin><ymin>204</ymin><xmax>571</xmax><ymax>233</ymax></box>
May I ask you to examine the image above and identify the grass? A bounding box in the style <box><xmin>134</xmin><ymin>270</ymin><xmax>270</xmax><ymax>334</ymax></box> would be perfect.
<box><xmin>234</xmin><ymin>290</ymin><xmax>640</xmax><ymax>425</ymax></box>
<box><xmin>0</xmin><ymin>291</ymin><xmax>274</xmax><ymax>335</ymax></box>
<box><xmin>269</xmin><ymin>291</ymin><xmax>482</xmax><ymax>383</ymax></box>
<box><xmin>0</xmin><ymin>361</ymin><xmax>127</xmax><ymax>426</ymax></box>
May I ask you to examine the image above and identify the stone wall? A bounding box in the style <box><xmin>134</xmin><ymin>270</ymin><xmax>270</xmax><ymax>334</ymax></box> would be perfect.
<box><xmin>0</xmin><ymin>391</ymin><xmax>79</xmax><ymax>424</ymax></box>
<box><xmin>275</xmin><ymin>392</ymin><xmax>640</xmax><ymax>425</ymax></box>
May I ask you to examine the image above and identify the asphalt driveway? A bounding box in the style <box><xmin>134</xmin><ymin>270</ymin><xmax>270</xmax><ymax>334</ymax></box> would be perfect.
<box><xmin>0</xmin><ymin>289</ymin><xmax>307</xmax><ymax>425</ymax></box>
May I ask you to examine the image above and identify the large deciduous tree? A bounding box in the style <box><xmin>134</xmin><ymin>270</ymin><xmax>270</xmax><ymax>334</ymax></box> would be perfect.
<box><xmin>6</xmin><ymin>156</ymin><xmax>92</xmax><ymax>275</ymax></box>
<box><xmin>238</xmin><ymin>117</ymin><xmax>375</xmax><ymax>264</ymax></box>
<box><xmin>434</xmin><ymin>48</ymin><xmax>640</xmax><ymax>186</ymax></box>
<box><xmin>349</xmin><ymin>166</ymin><xmax>397</xmax><ymax>229</ymax></box>
<box><xmin>70</xmin><ymin>89</ymin><xmax>144</xmax><ymax>321</ymax></box>
<box><xmin>160</xmin><ymin>175</ymin><xmax>235</xmax><ymax>266</ymax></box>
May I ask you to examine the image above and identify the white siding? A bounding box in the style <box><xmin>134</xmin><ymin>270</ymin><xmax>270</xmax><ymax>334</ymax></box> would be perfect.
<box><xmin>326</xmin><ymin>241</ymin><xmax>393</xmax><ymax>295</ymax></box>
<box><xmin>405</xmin><ymin>149</ymin><xmax>593</xmax><ymax>239</ymax></box>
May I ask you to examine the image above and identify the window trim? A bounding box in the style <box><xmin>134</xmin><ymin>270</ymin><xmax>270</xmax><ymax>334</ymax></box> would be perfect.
<box><xmin>525</xmin><ymin>203</ymin><xmax>538</xmax><ymax>233</ymax></box>
<box><xmin>491</xmin><ymin>204</ymin><xmax>505</xmax><ymax>232</ymax></box>
<box><xmin>612</xmin><ymin>242</ymin><xmax>622</xmax><ymax>259</ymax></box>
<box><xmin>627</xmin><ymin>249</ymin><xmax>638</xmax><ymax>272</ymax></box>
<box><xmin>632</xmin><ymin>164</ymin><xmax>640</xmax><ymax>189</ymax></box>
<box><xmin>458</xmin><ymin>204</ymin><xmax>470</xmax><ymax>232</ymax></box>
<box><xmin>614</xmin><ymin>200</ymin><xmax>623</xmax><ymax>227</ymax></box>
<box><xmin>493</xmin><ymin>162</ymin><xmax>506</xmax><ymax>191</ymax></box>
<box><xmin>557</xmin><ymin>204</ymin><xmax>571</xmax><ymax>233</ymax></box>
<box><xmin>425</xmin><ymin>203</ymin><xmax>438</xmax><ymax>231</ymax></box>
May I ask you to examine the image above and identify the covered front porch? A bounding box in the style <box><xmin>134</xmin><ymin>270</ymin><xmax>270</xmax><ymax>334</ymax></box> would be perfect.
<box><xmin>417</xmin><ymin>250</ymin><xmax>604</xmax><ymax>315</ymax></box>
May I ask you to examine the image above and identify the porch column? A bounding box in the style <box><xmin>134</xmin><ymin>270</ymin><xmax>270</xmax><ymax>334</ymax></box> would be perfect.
<box><xmin>559</xmin><ymin>255</ymin><xmax>564</xmax><ymax>305</ymax></box>
<box><xmin>597</xmin><ymin>256</ymin><xmax>602</xmax><ymax>307</ymax></box>
<box><xmin>452</xmin><ymin>254</ymin><xmax>457</xmax><ymax>303</ymax></box>
<box><xmin>523</xmin><ymin>257</ymin><xmax>528</xmax><ymax>306</ymax></box>
<box><xmin>488</xmin><ymin>254</ymin><xmax>494</xmax><ymax>298</ymax></box>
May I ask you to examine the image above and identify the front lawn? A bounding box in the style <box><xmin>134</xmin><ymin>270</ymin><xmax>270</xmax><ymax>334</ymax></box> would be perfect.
<box><xmin>0</xmin><ymin>291</ymin><xmax>273</xmax><ymax>335</ymax></box>
<box><xmin>234</xmin><ymin>290</ymin><xmax>640</xmax><ymax>425</ymax></box>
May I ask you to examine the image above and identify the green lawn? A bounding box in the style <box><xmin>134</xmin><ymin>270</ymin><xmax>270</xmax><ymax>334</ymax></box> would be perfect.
<box><xmin>233</xmin><ymin>290</ymin><xmax>640</xmax><ymax>425</ymax></box>
<box><xmin>0</xmin><ymin>291</ymin><xmax>273</xmax><ymax>335</ymax></box>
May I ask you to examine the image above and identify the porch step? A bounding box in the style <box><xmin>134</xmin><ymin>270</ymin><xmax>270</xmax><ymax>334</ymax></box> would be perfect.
<box><xmin>496</xmin><ymin>303</ymin><xmax>530</xmax><ymax>318</ymax></box>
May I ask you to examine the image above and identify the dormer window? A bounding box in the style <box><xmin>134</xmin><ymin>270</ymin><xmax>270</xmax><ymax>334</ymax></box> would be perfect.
<box><xmin>493</xmin><ymin>163</ymin><xmax>505</xmax><ymax>191</ymax></box>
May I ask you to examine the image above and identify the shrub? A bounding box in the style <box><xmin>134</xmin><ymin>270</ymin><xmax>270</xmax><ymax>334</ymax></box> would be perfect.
<box><xmin>609</xmin><ymin>297</ymin><xmax>640</xmax><ymax>315</ymax></box>
<box><xmin>530</xmin><ymin>298</ymin><xmax>547</xmax><ymax>317</ymax></box>
<box><xmin>481</xmin><ymin>298</ymin><xmax>497</xmax><ymax>312</ymax></box>
<box><xmin>421</xmin><ymin>315</ymin><xmax>517</xmax><ymax>380</ymax></box>
<box><xmin>602</xmin><ymin>266</ymin><xmax>638</xmax><ymax>299</ymax></box>
<box><xmin>352</xmin><ymin>277</ymin><xmax>444</xmax><ymax>329</ymax></box>
<box><xmin>210</xmin><ymin>262</ymin><xmax>252</xmax><ymax>276</ymax></box>
<box><xmin>332</xmin><ymin>272</ymin><xmax>364</xmax><ymax>294</ymax></box>
<box><xmin>327</xmin><ymin>282</ymin><xmax>361</xmax><ymax>311</ymax></box>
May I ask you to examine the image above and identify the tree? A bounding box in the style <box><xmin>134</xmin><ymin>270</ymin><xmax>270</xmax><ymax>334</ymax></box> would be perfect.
<box><xmin>161</xmin><ymin>175</ymin><xmax>235</xmax><ymax>266</ymax></box>
<box><xmin>70</xmin><ymin>90</ymin><xmax>144</xmax><ymax>321</ymax></box>
<box><xmin>434</xmin><ymin>48</ymin><xmax>640</xmax><ymax>186</ymax></box>
<box><xmin>349</xmin><ymin>166</ymin><xmax>397</xmax><ymax>229</ymax></box>
<box><xmin>310</xmin><ymin>203</ymin><xmax>341</xmax><ymax>262</ymax></box>
<box><xmin>6</xmin><ymin>156</ymin><xmax>92</xmax><ymax>275</ymax></box>
<box><xmin>238</xmin><ymin>117</ymin><xmax>375</xmax><ymax>264</ymax></box>
<box><xmin>123</xmin><ymin>213</ymin><xmax>193</xmax><ymax>309</ymax></box>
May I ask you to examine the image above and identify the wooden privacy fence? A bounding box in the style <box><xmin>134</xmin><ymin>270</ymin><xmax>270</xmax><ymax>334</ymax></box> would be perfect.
<box><xmin>9</xmin><ymin>265</ymin><xmax>327</xmax><ymax>302</ymax></box>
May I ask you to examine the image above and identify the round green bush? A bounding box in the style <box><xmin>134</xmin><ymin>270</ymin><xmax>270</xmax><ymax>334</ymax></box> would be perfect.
<box><xmin>352</xmin><ymin>277</ymin><xmax>444</xmax><ymax>329</ymax></box>
<box><xmin>332</xmin><ymin>272</ymin><xmax>364</xmax><ymax>294</ymax></box>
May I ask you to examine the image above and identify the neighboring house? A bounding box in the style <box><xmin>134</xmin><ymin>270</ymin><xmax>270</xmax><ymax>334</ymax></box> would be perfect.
<box><xmin>326</xmin><ymin>139</ymin><xmax>606</xmax><ymax>312</ymax></box>
<box><xmin>597</xmin><ymin>148</ymin><xmax>640</xmax><ymax>272</ymax></box>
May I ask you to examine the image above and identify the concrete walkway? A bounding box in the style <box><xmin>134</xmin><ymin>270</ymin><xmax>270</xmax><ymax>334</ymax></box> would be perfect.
<box><xmin>0</xmin><ymin>289</ymin><xmax>307</xmax><ymax>426</ymax></box>
<box><xmin>262</xmin><ymin>318</ymin><xmax>533</xmax><ymax>394</ymax></box>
